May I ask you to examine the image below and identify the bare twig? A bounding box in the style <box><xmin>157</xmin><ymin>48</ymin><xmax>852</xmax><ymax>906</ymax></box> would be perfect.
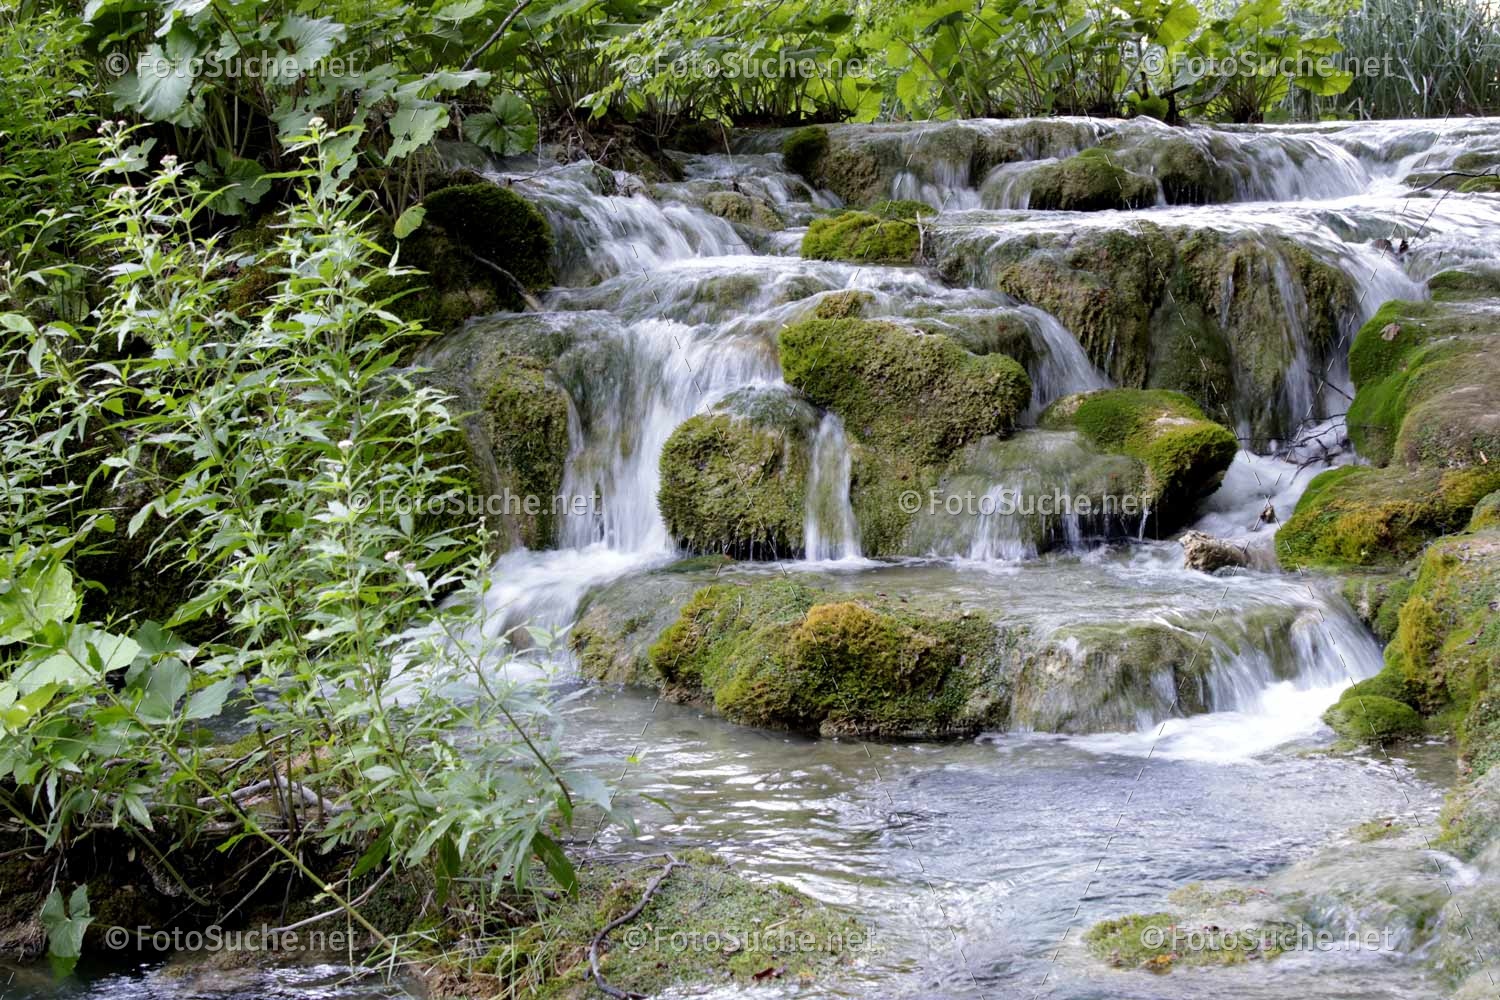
<box><xmin>461</xmin><ymin>0</ymin><xmax>537</xmax><ymax>72</ymax></box>
<box><xmin>588</xmin><ymin>854</ymin><xmax>682</xmax><ymax>1000</ymax></box>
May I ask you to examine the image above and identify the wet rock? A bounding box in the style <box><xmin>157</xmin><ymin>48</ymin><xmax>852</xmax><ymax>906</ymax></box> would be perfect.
<box><xmin>701</xmin><ymin>190</ymin><xmax>783</xmax><ymax>230</ymax></box>
<box><xmin>657</xmin><ymin>388</ymin><xmax>818</xmax><ymax>558</ymax></box>
<box><xmin>1278</xmin><ymin>465</ymin><xmax>1500</xmax><ymax>571</ymax></box>
<box><xmin>1020</xmin><ymin>148</ymin><xmax>1156</xmax><ymax>212</ymax></box>
<box><xmin>1321</xmin><ymin>693</ymin><xmax>1424</xmax><ymax>745</ymax></box>
<box><xmin>1347</xmin><ymin>287</ymin><xmax>1500</xmax><ymax>469</ymax></box>
<box><xmin>1039</xmin><ymin>389</ymin><xmax>1238</xmax><ymax>529</ymax></box>
<box><xmin>1179</xmin><ymin>530</ymin><xmax>1250</xmax><ymax>572</ymax></box>
<box><xmin>801</xmin><ymin>210</ymin><xmax>921</xmax><ymax>264</ymax></box>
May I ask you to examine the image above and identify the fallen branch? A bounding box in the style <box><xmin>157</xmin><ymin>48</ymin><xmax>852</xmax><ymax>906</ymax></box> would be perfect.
<box><xmin>197</xmin><ymin>776</ymin><xmax>348</xmax><ymax>816</ymax></box>
<box><xmin>465</xmin><ymin>249</ymin><xmax>543</xmax><ymax>311</ymax></box>
<box><xmin>462</xmin><ymin>0</ymin><xmax>535</xmax><ymax>71</ymax></box>
<box><xmin>589</xmin><ymin>854</ymin><xmax>682</xmax><ymax>1000</ymax></box>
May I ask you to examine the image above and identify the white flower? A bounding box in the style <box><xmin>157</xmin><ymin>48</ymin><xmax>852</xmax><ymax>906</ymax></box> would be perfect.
<box><xmin>337</xmin><ymin>438</ymin><xmax>353</xmax><ymax>451</ymax></box>
<box><xmin>161</xmin><ymin>154</ymin><xmax>178</xmax><ymax>167</ymax></box>
<box><xmin>308</xmin><ymin>116</ymin><xmax>326</xmax><ymax>129</ymax></box>
<box><xmin>384</xmin><ymin>550</ymin><xmax>401</xmax><ymax>563</ymax></box>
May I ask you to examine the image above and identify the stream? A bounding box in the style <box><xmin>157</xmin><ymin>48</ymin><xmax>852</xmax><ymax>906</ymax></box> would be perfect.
<box><xmin>18</xmin><ymin>115</ymin><xmax>1500</xmax><ymax>999</ymax></box>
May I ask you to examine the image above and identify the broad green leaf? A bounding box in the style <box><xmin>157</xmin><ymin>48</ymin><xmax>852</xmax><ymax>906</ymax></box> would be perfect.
<box><xmin>387</xmin><ymin>103</ymin><xmax>448</xmax><ymax>161</ymax></box>
<box><xmin>181</xmin><ymin>677</ymin><xmax>234</xmax><ymax>720</ymax></box>
<box><xmin>464</xmin><ymin>93</ymin><xmax>537</xmax><ymax>157</ymax></box>
<box><xmin>393</xmin><ymin>204</ymin><xmax>426</xmax><ymax>239</ymax></box>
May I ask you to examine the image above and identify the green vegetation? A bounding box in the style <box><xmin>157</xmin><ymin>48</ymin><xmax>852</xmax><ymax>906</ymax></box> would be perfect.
<box><xmin>802</xmin><ymin>211</ymin><xmax>922</xmax><ymax>264</ymax></box>
<box><xmin>783</xmin><ymin>126</ymin><xmax>830</xmax><ymax>178</ymax></box>
<box><xmin>1322</xmin><ymin>694</ymin><xmax>1425</xmax><ymax>745</ymax></box>
<box><xmin>1278</xmin><ymin>465</ymin><xmax>1500</xmax><ymax>570</ymax></box>
<box><xmin>1345</xmin><ymin>295</ymin><xmax>1500</xmax><ymax>468</ymax></box>
<box><xmin>648</xmin><ymin>579</ymin><xmax>1005</xmax><ymax>737</ymax></box>
<box><xmin>1040</xmin><ymin>389</ymin><xmax>1238</xmax><ymax>521</ymax></box>
<box><xmin>657</xmin><ymin>395</ymin><xmax>815</xmax><ymax>557</ymax></box>
<box><xmin>1085</xmin><ymin>911</ymin><xmax>1294</xmax><ymax>971</ymax></box>
<box><xmin>1024</xmin><ymin>148</ymin><xmax>1157</xmax><ymax>211</ymax></box>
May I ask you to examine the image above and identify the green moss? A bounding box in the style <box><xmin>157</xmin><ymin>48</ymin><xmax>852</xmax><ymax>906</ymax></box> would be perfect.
<box><xmin>480</xmin><ymin>357</ymin><xmax>570</xmax><ymax>548</ymax></box>
<box><xmin>647</xmin><ymin>579</ymin><xmax>1004</xmax><ymax>737</ymax></box>
<box><xmin>1345</xmin><ymin>296</ymin><xmax>1500</xmax><ymax>468</ymax></box>
<box><xmin>1459</xmin><ymin>175</ymin><xmax>1500</xmax><ymax>193</ymax></box>
<box><xmin>801</xmin><ymin>211</ymin><xmax>921</xmax><ymax>264</ymax></box>
<box><xmin>782</xmin><ymin>126</ymin><xmax>829</xmax><ymax>180</ymax></box>
<box><xmin>421</xmin><ymin>183</ymin><xmax>554</xmax><ymax>291</ymax></box>
<box><xmin>498</xmin><ymin>854</ymin><xmax>860</xmax><ymax>999</ymax></box>
<box><xmin>779</xmin><ymin>318</ymin><xmax>1030</xmax><ymax>554</ymax></box>
<box><xmin>1146</xmin><ymin>302</ymin><xmax>1235</xmax><ymax>423</ymax></box>
<box><xmin>1040</xmin><ymin>389</ymin><xmax>1237</xmax><ymax>519</ymax></box>
<box><xmin>1351</xmin><ymin>818</ymin><xmax>1403</xmax><ymax>842</ymax></box>
<box><xmin>812</xmin><ymin>290</ymin><xmax>872</xmax><ymax>320</ymax></box>
<box><xmin>1342</xmin><ymin>663</ymin><xmax>1419</xmax><ymax>708</ymax></box>
<box><xmin>1278</xmin><ymin>465</ymin><xmax>1500</xmax><ymax>570</ymax></box>
<box><xmin>701</xmin><ymin>191</ymin><xmax>782</xmax><ymax>230</ymax></box>
<box><xmin>1470</xmin><ymin>491</ymin><xmax>1500</xmax><ymax>531</ymax></box>
<box><xmin>1343</xmin><ymin>574</ymin><xmax>1413</xmax><ymax>643</ymax></box>
<box><xmin>781</xmin><ymin>318</ymin><xmax>1029</xmax><ymax>465</ymax></box>
<box><xmin>1322</xmin><ymin>694</ymin><xmax>1424</xmax><ymax>745</ymax></box>
<box><xmin>867</xmin><ymin>198</ymin><xmax>934</xmax><ymax>220</ymax></box>
<box><xmin>1084</xmin><ymin>912</ymin><xmax>1292</xmax><ymax>971</ymax></box>
<box><xmin>1429</xmin><ymin>269</ymin><xmax>1500</xmax><ymax>301</ymax></box>
<box><xmin>657</xmin><ymin>410</ymin><xmax>809</xmax><ymax>558</ymax></box>
<box><xmin>1023</xmin><ymin>148</ymin><xmax>1156</xmax><ymax>212</ymax></box>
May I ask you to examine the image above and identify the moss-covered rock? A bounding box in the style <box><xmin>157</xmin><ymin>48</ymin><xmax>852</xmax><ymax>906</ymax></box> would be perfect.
<box><xmin>811</xmin><ymin>289</ymin><xmax>872</xmax><ymax>320</ymax></box>
<box><xmin>781</xmin><ymin>126</ymin><xmax>829</xmax><ymax>180</ymax></box>
<box><xmin>780</xmin><ymin>319</ymin><xmax>1030</xmax><ymax>466</ymax></box>
<box><xmin>1382</xmin><ymin>529</ymin><xmax>1500</xmax><ymax>772</ymax></box>
<box><xmin>1470</xmin><ymin>490</ymin><xmax>1500</xmax><ymax>531</ymax></box>
<box><xmin>779</xmin><ymin>318</ymin><xmax>1030</xmax><ymax>553</ymax></box>
<box><xmin>414</xmin><ymin>318</ymin><xmax>580</xmax><ymax>551</ymax></box>
<box><xmin>647</xmin><ymin>578</ymin><xmax>1006</xmax><ymax>737</ymax></box>
<box><xmin>377</xmin><ymin>182</ymin><xmax>556</xmax><ymax>333</ymax></box>
<box><xmin>1342</xmin><ymin>574</ymin><xmax>1413</xmax><ymax>644</ymax></box>
<box><xmin>1022</xmin><ymin>148</ymin><xmax>1157</xmax><ymax>212</ymax></box>
<box><xmin>1101</xmin><ymin>133</ymin><xmax>1238</xmax><ymax>205</ymax></box>
<box><xmin>1277</xmin><ymin>465</ymin><xmax>1500</xmax><ymax>571</ymax></box>
<box><xmin>801</xmin><ymin>211</ymin><xmax>921</xmax><ymax>265</ymax></box>
<box><xmin>657</xmin><ymin>390</ymin><xmax>817</xmax><ymax>557</ymax></box>
<box><xmin>1346</xmin><ymin>295</ymin><xmax>1500</xmax><ymax>468</ymax></box>
<box><xmin>1039</xmin><ymin>389</ymin><xmax>1237</xmax><ymax>525</ymax></box>
<box><xmin>1322</xmin><ymin>693</ymin><xmax>1424</xmax><ymax>744</ymax></box>
<box><xmin>974</xmin><ymin>225</ymin><xmax>1355</xmax><ymax>441</ymax></box>
<box><xmin>701</xmin><ymin>191</ymin><xmax>783</xmax><ymax>230</ymax></box>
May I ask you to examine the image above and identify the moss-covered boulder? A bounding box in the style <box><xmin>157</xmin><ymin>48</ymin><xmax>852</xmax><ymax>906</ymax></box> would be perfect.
<box><xmin>1346</xmin><ymin>292</ymin><xmax>1500</xmax><ymax>468</ymax></box>
<box><xmin>1342</xmin><ymin>574</ymin><xmax>1413</xmax><ymax>644</ymax></box>
<box><xmin>657</xmin><ymin>390</ymin><xmax>817</xmax><ymax>558</ymax></box>
<box><xmin>1101</xmin><ymin>133</ymin><xmax>1238</xmax><ymax>205</ymax></box>
<box><xmin>1384</xmin><ymin>529</ymin><xmax>1500</xmax><ymax>772</ymax></box>
<box><xmin>1471</xmin><ymin>490</ymin><xmax>1500</xmax><ymax>531</ymax></box>
<box><xmin>1277</xmin><ymin>465</ymin><xmax>1500</xmax><ymax>571</ymax></box>
<box><xmin>1322</xmin><ymin>693</ymin><xmax>1424</xmax><ymax>744</ymax></box>
<box><xmin>1022</xmin><ymin>148</ymin><xmax>1157</xmax><ymax>212</ymax></box>
<box><xmin>1039</xmin><ymin>389</ymin><xmax>1237</xmax><ymax>525</ymax></box>
<box><xmin>414</xmin><ymin>317</ymin><xmax>580</xmax><ymax>551</ymax></box>
<box><xmin>646</xmin><ymin>578</ymin><xmax>1006</xmax><ymax>737</ymax></box>
<box><xmin>781</xmin><ymin>126</ymin><xmax>829</xmax><ymax>180</ymax></box>
<box><xmin>801</xmin><ymin>210</ymin><xmax>921</xmax><ymax>265</ymax></box>
<box><xmin>701</xmin><ymin>191</ymin><xmax>783</xmax><ymax>230</ymax></box>
<box><xmin>780</xmin><ymin>319</ymin><xmax>1030</xmax><ymax>466</ymax></box>
<box><xmin>378</xmin><ymin>182</ymin><xmax>556</xmax><ymax>333</ymax></box>
<box><xmin>967</xmin><ymin>224</ymin><xmax>1355</xmax><ymax>440</ymax></box>
<box><xmin>779</xmin><ymin>317</ymin><xmax>1030</xmax><ymax>553</ymax></box>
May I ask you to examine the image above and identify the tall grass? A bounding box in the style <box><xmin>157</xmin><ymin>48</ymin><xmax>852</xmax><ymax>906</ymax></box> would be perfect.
<box><xmin>1334</xmin><ymin>0</ymin><xmax>1500</xmax><ymax>117</ymax></box>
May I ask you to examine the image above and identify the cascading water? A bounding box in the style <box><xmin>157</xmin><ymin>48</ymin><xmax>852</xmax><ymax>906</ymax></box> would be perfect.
<box><xmin>802</xmin><ymin>413</ymin><xmax>862</xmax><ymax>562</ymax></box>
<box><xmin>1017</xmin><ymin>304</ymin><xmax>1111</xmax><ymax>418</ymax></box>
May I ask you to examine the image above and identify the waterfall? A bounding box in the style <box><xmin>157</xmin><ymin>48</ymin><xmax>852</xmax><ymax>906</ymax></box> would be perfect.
<box><xmin>803</xmin><ymin>413</ymin><xmax>861</xmax><ymax>562</ymax></box>
<box><xmin>1018</xmin><ymin>305</ymin><xmax>1111</xmax><ymax>419</ymax></box>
